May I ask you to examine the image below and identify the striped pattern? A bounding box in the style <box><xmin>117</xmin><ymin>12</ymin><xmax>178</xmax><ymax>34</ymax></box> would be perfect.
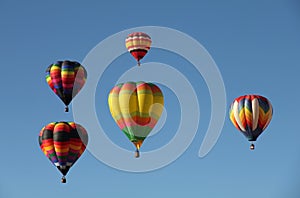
<box><xmin>229</xmin><ymin>95</ymin><xmax>273</xmax><ymax>141</ymax></box>
<box><xmin>46</xmin><ymin>60</ymin><xmax>87</xmax><ymax>109</ymax></box>
<box><xmin>108</xmin><ymin>82</ymin><xmax>164</xmax><ymax>150</ymax></box>
<box><xmin>38</xmin><ymin>122</ymin><xmax>88</xmax><ymax>176</ymax></box>
<box><xmin>125</xmin><ymin>32</ymin><xmax>152</xmax><ymax>63</ymax></box>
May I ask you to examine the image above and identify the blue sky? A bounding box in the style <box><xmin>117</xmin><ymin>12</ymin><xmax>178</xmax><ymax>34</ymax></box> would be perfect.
<box><xmin>1</xmin><ymin>0</ymin><xmax>300</xmax><ymax>197</ymax></box>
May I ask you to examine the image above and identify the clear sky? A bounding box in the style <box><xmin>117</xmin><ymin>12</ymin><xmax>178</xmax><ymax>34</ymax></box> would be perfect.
<box><xmin>1</xmin><ymin>0</ymin><xmax>300</xmax><ymax>198</ymax></box>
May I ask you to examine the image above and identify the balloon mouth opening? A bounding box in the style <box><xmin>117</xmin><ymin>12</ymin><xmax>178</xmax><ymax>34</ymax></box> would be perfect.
<box><xmin>247</xmin><ymin>136</ymin><xmax>257</xmax><ymax>141</ymax></box>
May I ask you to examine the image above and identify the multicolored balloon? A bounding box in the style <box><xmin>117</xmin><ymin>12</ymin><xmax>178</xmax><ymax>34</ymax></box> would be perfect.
<box><xmin>108</xmin><ymin>82</ymin><xmax>164</xmax><ymax>157</ymax></box>
<box><xmin>38</xmin><ymin>122</ymin><xmax>88</xmax><ymax>183</ymax></box>
<box><xmin>125</xmin><ymin>32</ymin><xmax>152</xmax><ymax>66</ymax></box>
<box><xmin>229</xmin><ymin>95</ymin><xmax>273</xmax><ymax>150</ymax></box>
<box><xmin>45</xmin><ymin>60</ymin><xmax>87</xmax><ymax>112</ymax></box>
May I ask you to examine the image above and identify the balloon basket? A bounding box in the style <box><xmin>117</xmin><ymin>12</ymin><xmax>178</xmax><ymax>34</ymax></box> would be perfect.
<box><xmin>250</xmin><ymin>143</ymin><xmax>255</xmax><ymax>150</ymax></box>
<box><xmin>135</xmin><ymin>149</ymin><xmax>140</xmax><ymax>158</ymax></box>
<box><xmin>61</xmin><ymin>176</ymin><xmax>66</xmax><ymax>183</ymax></box>
<box><xmin>65</xmin><ymin>106</ymin><xmax>69</xmax><ymax>112</ymax></box>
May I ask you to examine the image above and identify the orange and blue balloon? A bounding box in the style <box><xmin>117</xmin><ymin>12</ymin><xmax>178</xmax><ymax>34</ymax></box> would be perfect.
<box><xmin>229</xmin><ymin>95</ymin><xmax>273</xmax><ymax>150</ymax></box>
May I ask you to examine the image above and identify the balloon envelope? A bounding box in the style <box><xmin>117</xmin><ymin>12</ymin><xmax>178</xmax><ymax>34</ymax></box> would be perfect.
<box><xmin>38</xmin><ymin>121</ymin><xmax>88</xmax><ymax>181</ymax></box>
<box><xmin>45</xmin><ymin>60</ymin><xmax>87</xmax><ymax>112</ymax></box>
<box><xmin>108</xmin><ymin>82</ymin><xmax>164</xmax><ymax>154</ymax></box>
<box><xmin>125</xmin><ymin>32</ymin><xmax>152</xmax><ymax>65</ymax></box>
<box><xmin>229</xmin><ymin>95</ymin><xmax>273</xmax><ymax>142</ymax></box>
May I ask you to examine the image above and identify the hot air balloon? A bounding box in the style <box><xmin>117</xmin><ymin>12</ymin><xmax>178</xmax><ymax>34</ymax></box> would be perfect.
<box><xmin>125</xmin><ymin>32</ymin><xmax>152</xmax><ymax>66</ymax></box>
<box><xmin>38</xmin><ymin>121</ymin><xmax>88</xmax><ymax>183</ymax></box>
<box><xmin>45</xmin><ymin>60</ymin><xmax>87</xmax><ymax>112</ymax></box>
<box><xmin>229</xmin><ymin>95</ymin><xmax>273</xmax><ymax>150</ymax></box>
<box><xmin>108</xmin><ymin>81</ymin><xmax>164</xmax><ymax>157</ymax></box>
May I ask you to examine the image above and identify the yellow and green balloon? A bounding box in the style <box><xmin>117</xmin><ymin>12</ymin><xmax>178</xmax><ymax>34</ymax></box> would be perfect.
<box><xmin>108</xmin><ymin>81</ymin><xmax>164</xmax><ymax>157</ymax></box>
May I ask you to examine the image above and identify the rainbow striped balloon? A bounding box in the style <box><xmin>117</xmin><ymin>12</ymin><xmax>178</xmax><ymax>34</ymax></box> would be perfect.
<box><xmin>38</xmin><ymin>122</ymin><xmax>88</xmax><ymax>183</ymax></box>
<box><xmin>229</xmin><ymin>95</ymin><xmax>273</xmax><ymax>148</ymax></box>
<box><xmin>125</xmin><ymin>32</ymin><xmax>152</xmax><ymax>66</ymax></box>
<box><xmin>108</xmin><ymin>82</ymin><xmax>164</xmax><ymax>157</ymax></box>
<box><xmin>45</xmin><ymin>60</ymin><xmax>87</xmax><ymax>112</ymax></box>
